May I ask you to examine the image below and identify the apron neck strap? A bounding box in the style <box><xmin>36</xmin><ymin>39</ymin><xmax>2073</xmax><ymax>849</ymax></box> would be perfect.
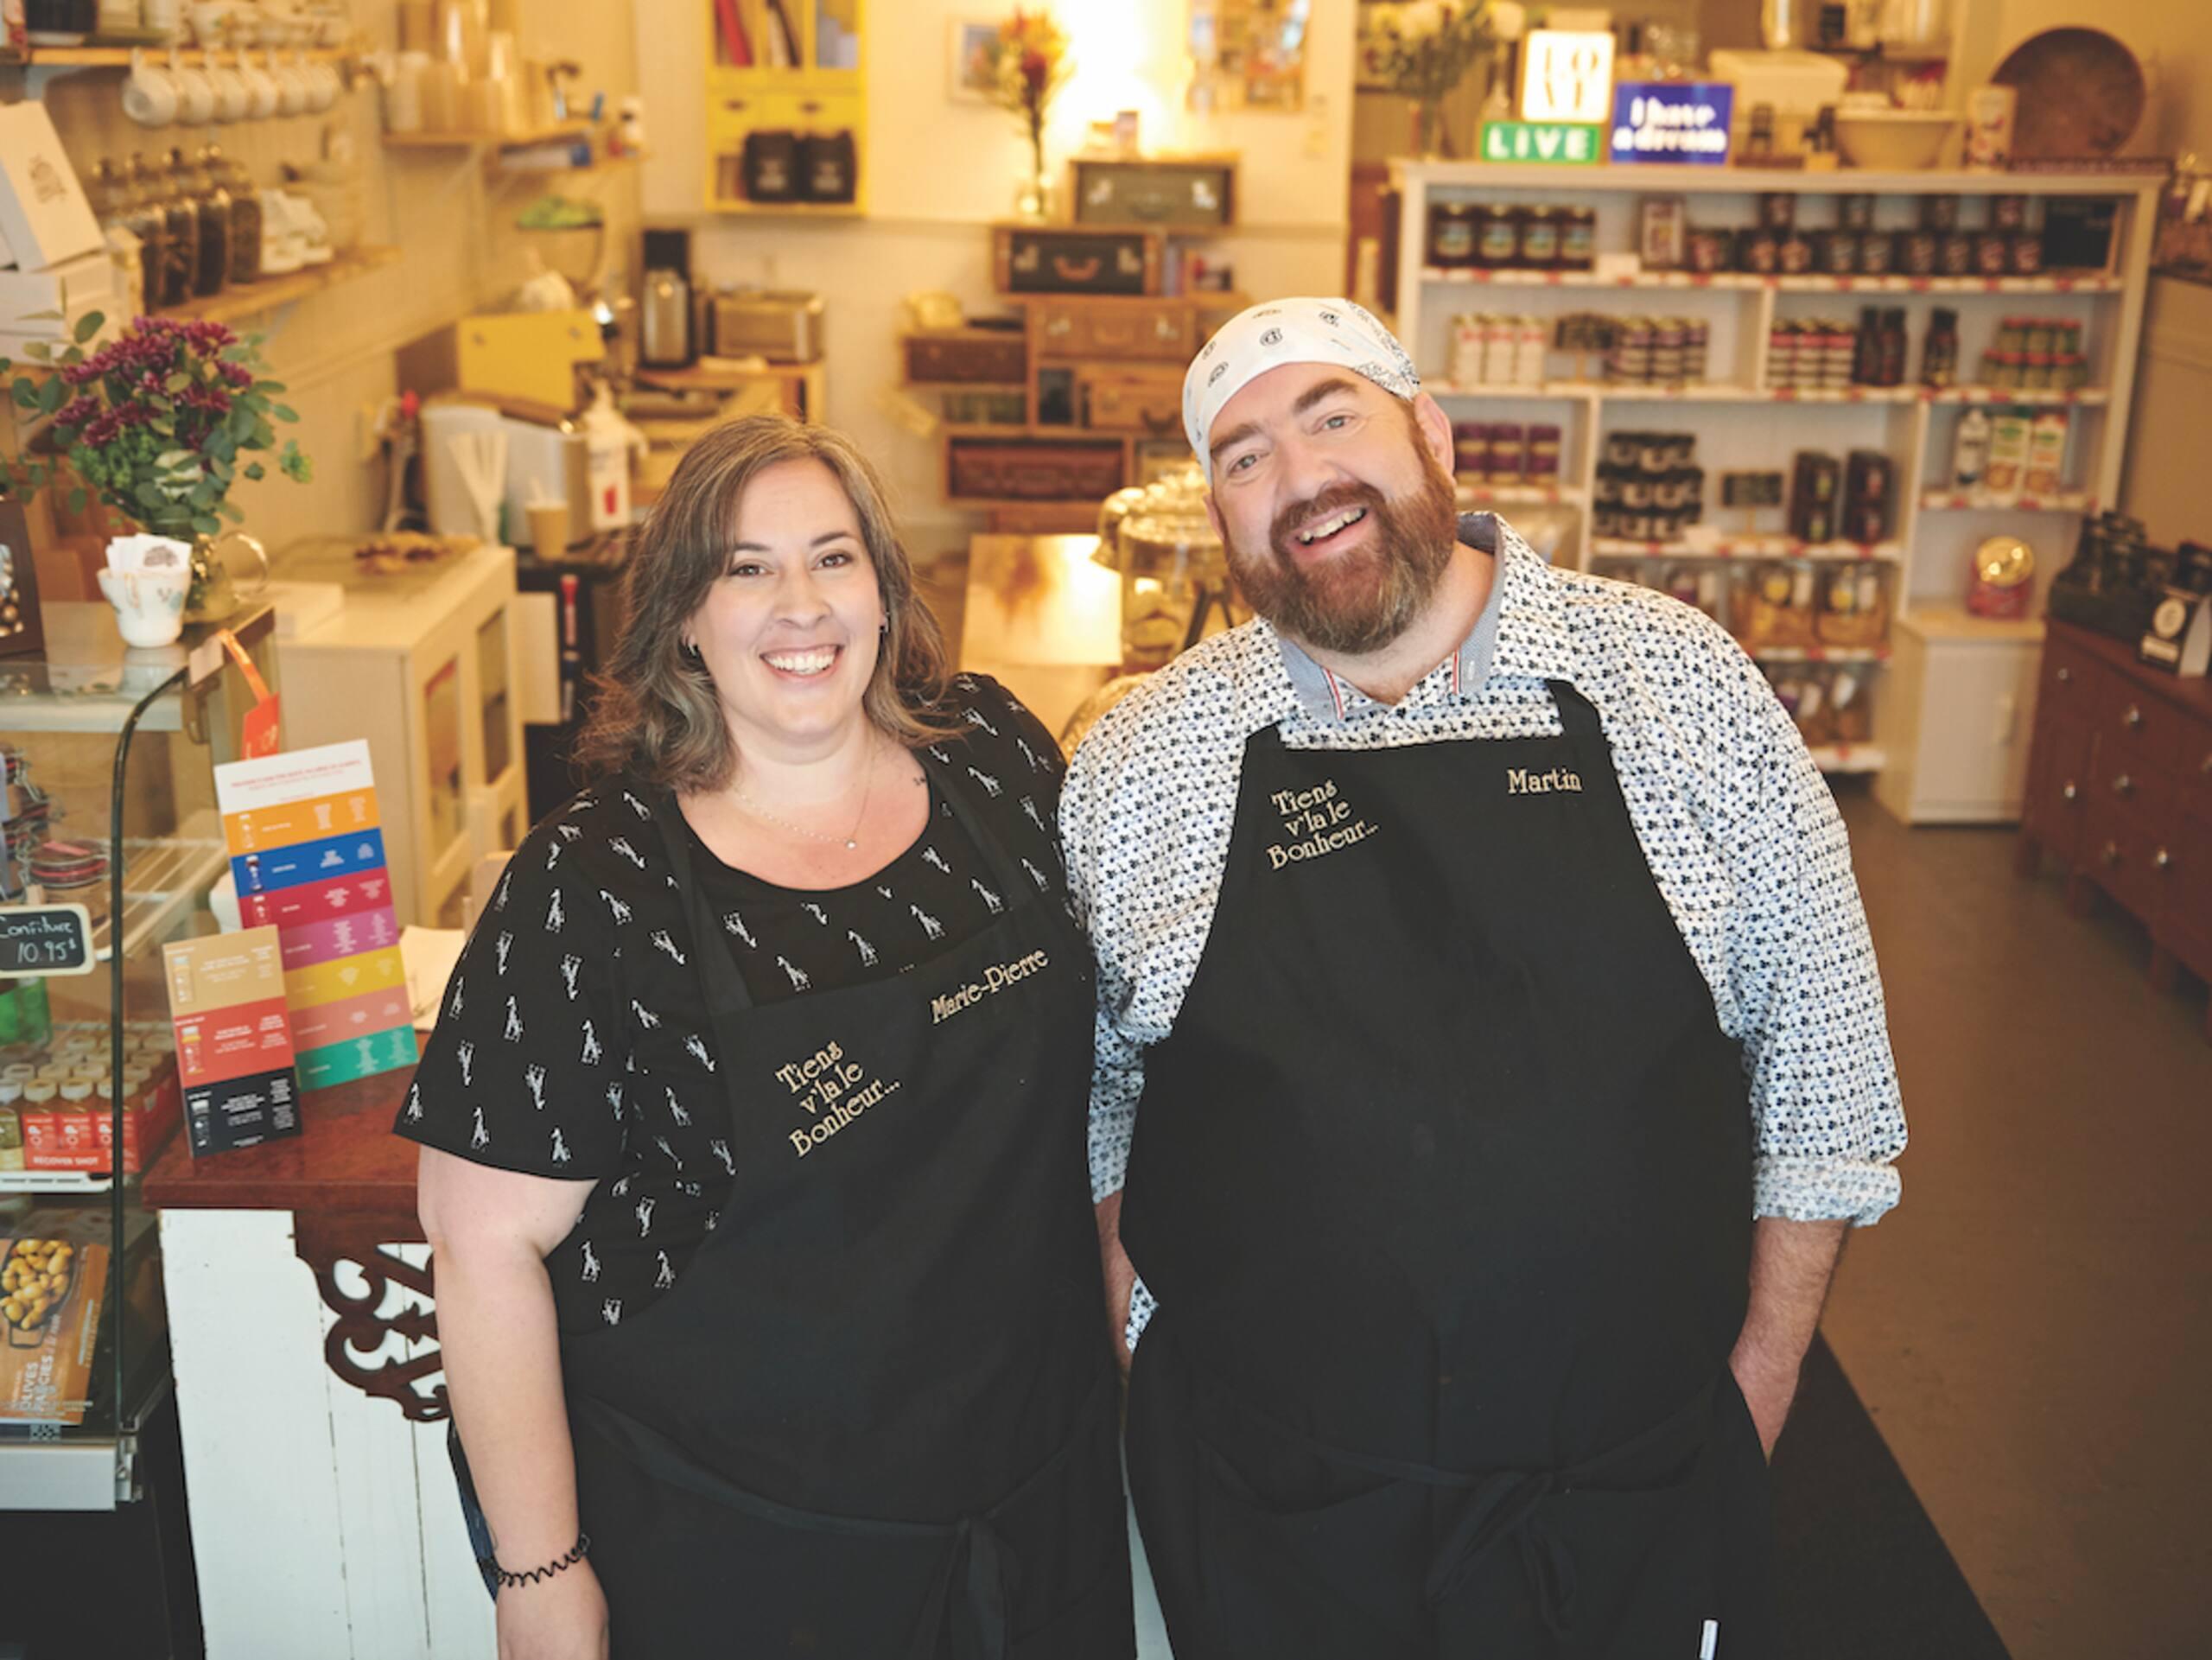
<box><xmin>1547</xmin><ymin>679</ymin><xmax>1601</xmax><ymax>738</ymax></box>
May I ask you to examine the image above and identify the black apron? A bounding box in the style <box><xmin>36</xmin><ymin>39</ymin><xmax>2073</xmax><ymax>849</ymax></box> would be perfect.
<box><xmin>1121</xmin><ymin>680</ymin><xmax>1772</xmax><ymax>1659</ymax></box>
<box><xmin>549</xmin><ymin>760</ymin><xmax>1133</xmax><ymax>1659</ymax></box>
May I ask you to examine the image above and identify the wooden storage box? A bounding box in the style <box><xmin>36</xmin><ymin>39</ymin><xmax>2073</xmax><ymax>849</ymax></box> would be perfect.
<box><xmin>903</xmin><ymin>328</ymin><xmax>1027</xmax><ymax>385</ymax></box>
<box><xmin>1030</xmin><ymin>297</ymin><xmax>1194</xmax><ymax>361</ymax></box>
<box><xmin>947</xmin><ymin>435</ymin><xmax>1127</xmax><ymax>503</ymax></box>
<box><xmin>995</xmin><ymin>224</ymin><xmax>1164</xmax><ymax>296</ymax></box>
<box><xmin>1071</xmin><ymin>156</ymin><xmax>1236</xmax><ymax>228</ymax></box>
<box><xmin>1080</xmin><ymin>366</ymin><xmax>1184</xmax><ymax>434</ymax></box>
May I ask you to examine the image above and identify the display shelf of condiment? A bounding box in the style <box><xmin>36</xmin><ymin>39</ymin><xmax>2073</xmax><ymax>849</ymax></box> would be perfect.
<box><xmin>0</xmin><ymin>1021</ymin><xmax>180</xmax><ymax>1185</ymax></box>
<box><xmin>1591</xmin><ymin>429</ymin><xmax>1702</xmax><ymax>546</ymax></box>
<box><xmin>1942</xmin><ymin>406</ymin><xmax>2075</xmax><ymax>508</ymax></box>
<box><xmin>1452</xmin><ymin>421</ymin><xmax>1565</xmax><ymax>493</ymax></box>
<box><xmin>1423</xmin><ymin>267</ymin><xmax>2125</xmax><ymax>295</ymax></box>
<box><xmin>1424</xmin><ymin>190</ymin><xmax>2121</xmax><ymax>287</ymax></box>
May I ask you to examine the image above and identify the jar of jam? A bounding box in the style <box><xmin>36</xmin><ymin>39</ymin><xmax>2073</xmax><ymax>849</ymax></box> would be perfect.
<box><xmin>1427</xmin><ymin>201</ymin><xmax>1478</xmax><ymax>269</ymax></box>
<box><xmin>1990</xmin><ymin>194</ymin><xmax>2028</xmax><ymax>232</ymax></box>
<box><xmin>1939</xmin><ymin>232</ymin><xmax>1975</xmax><ymax>277</ymax></box>
<box><xmin>1687</xmin><ymin>228</ymin><xmax>1731</xmax><ymax>274</ymax></box>
<box><xmin>2010</xmin><ymin>232</ymin><xmax>2044</xmax><ymax>275</ymax></box>
<box><xmin>1818</xmin><ymin>231</ymin><xmax>1859</xmax><ymax>275</ymax></box>
<box><xmin>1452</xmin><ymin>422</ymin><xmax>1488</xmax><ymax>476</ymax></box>
<box><xmin>1903</xmin><ymin>231</ymin><xmax>1939</xmax><ymax>276</ymax></box>
<box><xmin>1560</xmin><ymin>206</ymin><xmax>1597</xmax><ymax>271</ymax></box>
<box><xmin>2021</xmin><ymin>352</ymin><xmax>2055</xmax><ymax>391</ymax></box>
<box><xmin>1974</xmin><ymin>232</ymin><xmax>2011</xmax><ymax>277</ymax></box>
<box><xmin>1838</xmin><ymin>194</ymin><xmax>1875</xmax><ymax>232</ymax></box>
<box><xmin>1779</xmin><ymin>231</ymin><xmax>1815</xmax><ymax>276</ymax></box>
<box><xmin>1520</xmin><ymin>207</ymin><xmax>1561</xmax><ymax>269</ymax></box>
<box><xmin>1859</xmin><ymin>232</ymin><xmax>1896</xmax><ymax>276</ymax></box>
<box><xmin>1738</xmin><ymin>228</ymin><xmax>1781</xmax><ymax>276</ymax></box>
<box><xmin>1758</xmin><ymin>192</ymin><xmax>1796</xmax><ymax>230</ymax></box>
<box><xmin>1478</xmin><ymin>205</ymin><xmax>1520</xmax><ymax>269</ymax></box>
<box><xmin>1922</xmin><ymin>194</ymin><xmax>1961</xmax><ymax>232</ymax></box>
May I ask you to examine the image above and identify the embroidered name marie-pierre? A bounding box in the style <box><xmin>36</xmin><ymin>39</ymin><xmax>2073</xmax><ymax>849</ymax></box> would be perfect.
<box><xmin>1506</xmin><ymin>766</ymin><xmax>1584</xmax><ymax>796</ymax></box>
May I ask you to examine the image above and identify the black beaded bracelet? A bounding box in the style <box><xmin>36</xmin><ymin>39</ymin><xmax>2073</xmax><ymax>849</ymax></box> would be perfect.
<box><xmin>489</xmin><ymin>1531</ymin><xmax>591</xmax><ymax>1589</ymax></box>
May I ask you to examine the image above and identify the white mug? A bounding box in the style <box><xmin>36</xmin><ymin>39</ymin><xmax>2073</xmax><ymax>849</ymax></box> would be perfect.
<box><xmin>272</xmin><ymin>52</ymin><xmax>308</xmax><ymax>116</ymax></box>
<box><xmin>208</xmin><ymin>54</ymin><xmax>251</xmax><ymax>122</ymax></box>
<box><xmin>240</xmin><ymin>49</ymin><xmax>280</xmax><ymax>118</ymax></box>
<box><xmin>303</xmin><ymin>54</ymin><xmax>340</xmax><ymax>113</ymax></box>
<box><xmin>143</xmin><ymin>0</ymin><xmax>183</xmax><ymax>42</ymax></box>
<box><xmin>98</xmin><ymin>565</ymin><xmax>192</xmax><ymax>650</ymax></box>
<box><xmin>170</xmin><ymin>50</ymin><xmax>218</xmax><ymax>124</ymax></box>
<box><xmin>122</xmin><ymin>48</ymin><xmax>181</xmax><ymax>126</ymax></box>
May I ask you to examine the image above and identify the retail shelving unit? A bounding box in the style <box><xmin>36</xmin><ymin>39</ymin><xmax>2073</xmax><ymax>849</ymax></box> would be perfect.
<box><xmin>1389</xmin><ymin>161</ymin><xmax>2164</xmax><ymax>814</ymax></box>
<box><xmin>0</xmin><ymin>604</ymin><xmax>277</xmax><ymax>1510</ymax></box>
<box><xmin>701</xmin><ymin>0</ymin><xmax>866</xmax><ymax>215</ymax></box>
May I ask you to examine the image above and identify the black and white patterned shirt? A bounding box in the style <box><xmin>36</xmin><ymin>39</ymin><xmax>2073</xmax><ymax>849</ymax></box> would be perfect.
<box><xmin>397</xmin><ymin>675</ymin><xmax>1067</xmax><ymax>1333</ymax></box>
<box><xmin>1062</xmin><ymin>514</ymin><xmax>1907</xmax><ymax>1346</ymax></box>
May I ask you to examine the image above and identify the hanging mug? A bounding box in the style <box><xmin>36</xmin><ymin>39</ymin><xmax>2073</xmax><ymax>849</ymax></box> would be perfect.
<box><xmin>303</xmin><ymin>54</ymin><xmax>340</xmax><ymax>114</ymax></box>
<box><xmin>123</xmin><ymin>48</ymin><xmax>182</xmax><ymax>127</ymax></box>
<box><xmin>272</xmin><ymin>52</ymin><xmax>309</xmax><ymax>116</ymax></box>
<box><xmin>208</xmin><ymin>53</ymin><xmax>252</xmax><ymax>122</ymax></box>
<box><xmin>240</xmin><ymin>49</ymin><xmax>281</xmax><ymax>120</ymax></box>
<box><xmin>169</xmin><ymin>49</ymin><xmax>218</xmax><ymax>124</ymax></box>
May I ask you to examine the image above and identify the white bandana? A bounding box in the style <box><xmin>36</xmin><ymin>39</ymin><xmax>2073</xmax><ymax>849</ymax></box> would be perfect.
<box><xmin>1182</xmin><ymin>297</ymin><xmax>1421</xmax><ymax>483</ymax></box>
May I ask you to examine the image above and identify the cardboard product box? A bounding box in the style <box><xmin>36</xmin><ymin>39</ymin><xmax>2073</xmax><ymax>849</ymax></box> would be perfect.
<box><xmin>0</xmin><ymin>1237</ymin><xmax>105</xmax><ymax>1425</ymax></box>
<box><xmin>0</xmin><ymin>104</ymin><xmax>105</xmax><ymax>274</ymax></box>
<box><xmin>0</xmin><ymin>247</ymin><xmax>114</xmax><ymax>326</ymax></box>
<box><xmin>0</xmin><ymin>264</ymin><xmax>120</xmax><ymax>359</ymax></box>
<box><xmin>18</xmin><ymin>1063</ymin><xmax>182</xmax><ymax>1175</ymax></box>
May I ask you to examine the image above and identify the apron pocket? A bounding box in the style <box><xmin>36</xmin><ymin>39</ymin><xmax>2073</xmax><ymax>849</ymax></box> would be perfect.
<box><xmin>1191</xmin><ymin>1426</ymin><xmax>1432</xmax><ymax>1660</ymax></box>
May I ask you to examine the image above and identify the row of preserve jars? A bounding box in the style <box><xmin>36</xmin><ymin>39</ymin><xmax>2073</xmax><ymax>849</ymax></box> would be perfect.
<box><xmin>86</xmin><ymin>148</ymin><xmax>268</xmax><ymax>315</ymax></box>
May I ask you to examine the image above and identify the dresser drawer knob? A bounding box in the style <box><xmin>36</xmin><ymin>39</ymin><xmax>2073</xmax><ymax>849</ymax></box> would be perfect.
<box><xmin>2056</xmin><ymin>665</ymin><xmax>2072</xmax><ymax>684</ymax></box>
<box><xmin>2202</xmin><ymin>752</ymin><xmax>2212</xmax><ymax>778</ymax></box>
<box><xmin>2101</xmin><ymin>842</ymin><xmax>2122</xmax><ymax>868</ymax></box>
<box><xmin>2112</xmin><ymin>774</ymin><xmax>2133</xmax><ymax>797</ymax></box>
<box><xmin>2123</xmin><ymin>703</ymin><xmax>2145</xmax><ymax>729</ymax></box>
<box><xmin>2062</xmin><ymin>779</ymin><xmax>2078</xmax><ymax>802</ymax></box>
<box><xmin>2154</xmin><ymin>847</ymin><xmax>2173</xmax><ymax>871</ymax></box>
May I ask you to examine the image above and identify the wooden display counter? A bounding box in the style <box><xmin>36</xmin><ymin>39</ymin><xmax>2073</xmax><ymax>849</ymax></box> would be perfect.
<box><xmin>2017</xmin><ymin>619</ymin><xmax>2212</xmax><ymax>1040</ymax></box>
<box><xmin>144</xmin><ymin>1071</ymin><xmax>493</xmax><ymax>1658</ymax></box>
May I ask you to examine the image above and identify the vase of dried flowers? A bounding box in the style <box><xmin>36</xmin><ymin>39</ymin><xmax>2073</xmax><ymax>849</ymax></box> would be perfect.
<box><xmin>986</xmin><ymin>9</ymin><xmax>1071</xmax><ymax>222</ymax></box>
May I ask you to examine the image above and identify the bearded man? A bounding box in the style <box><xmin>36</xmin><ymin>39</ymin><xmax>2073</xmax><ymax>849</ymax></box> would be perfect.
<box><xmin>1059</xmin><ymin>298</ymin><xmax>1907</xmax><ymax>1659</ymax></box>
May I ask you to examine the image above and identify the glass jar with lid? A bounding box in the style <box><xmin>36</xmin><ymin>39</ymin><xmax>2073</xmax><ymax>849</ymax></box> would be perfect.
<box><xmin>171</xmin><ymin>145</ymin><xmax>232</xmax><ymax>299</ymax></box>
<box><xmin>207</xmin><ymin>146</ymin><xmax>264</xmax><ymax>287</ymax></box>
<box><xmin>133</xmin><ymin>150</ymin><xmax>199</xmax><ymax>309</ymax></box>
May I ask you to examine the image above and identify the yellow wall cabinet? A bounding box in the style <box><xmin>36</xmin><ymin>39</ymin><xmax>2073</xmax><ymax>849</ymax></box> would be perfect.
<box><xmin>703</xmin><ymin>0</ymin><xmax>866</xmax><ymax>215</ymax></box>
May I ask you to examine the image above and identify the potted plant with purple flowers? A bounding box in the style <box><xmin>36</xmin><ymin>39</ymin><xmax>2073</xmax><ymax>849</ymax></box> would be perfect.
<box><xmin>3</xmin><ymin>310</ymin><xmax>313</xmax><ymax>622</ymax></box>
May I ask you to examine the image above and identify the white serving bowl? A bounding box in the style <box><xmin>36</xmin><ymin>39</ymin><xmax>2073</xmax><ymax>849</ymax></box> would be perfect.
<box><xmin>1834</xmin><ymin>111</ymin><xmax>1961</xmax><ymax>170</ymax></box>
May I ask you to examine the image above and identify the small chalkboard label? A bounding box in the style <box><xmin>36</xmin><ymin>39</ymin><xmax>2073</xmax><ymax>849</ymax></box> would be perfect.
<box><xmin>0</xmin><ymin>905</ymin><xmax>94</xmax><ymax>978</ymax></box>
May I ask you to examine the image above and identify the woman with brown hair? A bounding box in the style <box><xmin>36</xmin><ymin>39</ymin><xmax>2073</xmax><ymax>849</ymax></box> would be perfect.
<box><xmin>399</xmin><ymin>414</ymin><xmax>1133</xmax><ymax>1659</ymax></box>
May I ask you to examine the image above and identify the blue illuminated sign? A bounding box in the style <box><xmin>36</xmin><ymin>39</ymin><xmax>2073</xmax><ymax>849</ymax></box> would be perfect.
<box><xmin>1609</xmin><ymin>82</ymin><xmax>1734</xmax><ymax>165</ymax></box>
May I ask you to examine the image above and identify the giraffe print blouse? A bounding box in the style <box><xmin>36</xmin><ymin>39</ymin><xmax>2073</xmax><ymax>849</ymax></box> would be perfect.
<box><xmin>398</xmin><ymin>674</ymin><xmax>1071</xmax><ymax>1332</ymax></box>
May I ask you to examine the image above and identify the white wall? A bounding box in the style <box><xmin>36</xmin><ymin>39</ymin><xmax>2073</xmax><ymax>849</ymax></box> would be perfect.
<box><xmin>632</xmin><ymin>0</ymin><xmax>1357</xmax><ymax>557</ymax></box>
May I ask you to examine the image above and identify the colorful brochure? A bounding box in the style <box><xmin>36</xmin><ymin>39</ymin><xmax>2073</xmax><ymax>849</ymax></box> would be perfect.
<box><xmin>214</xmin><ymin>741</ymin><xmax>418</xmax><ymax>1090</ymax></box>
<box><xmin>162</xmin><ymin>926</ymin><xmax>302</xmax><ymax>1156</ymax></box>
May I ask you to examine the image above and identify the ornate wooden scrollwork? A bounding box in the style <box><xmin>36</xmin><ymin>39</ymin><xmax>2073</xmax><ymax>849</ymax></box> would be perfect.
<box><xmin>293</xmin><ymin>1212</ymin><xmax>448</xmax><ymax>1422</ymax></box>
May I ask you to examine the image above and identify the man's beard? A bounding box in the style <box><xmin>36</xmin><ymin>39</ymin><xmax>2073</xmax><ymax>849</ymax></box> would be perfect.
<box><xmin>1224</xmin><ymin>447</ymin><xmax>1461</xmax><ymax>658</ymax></box>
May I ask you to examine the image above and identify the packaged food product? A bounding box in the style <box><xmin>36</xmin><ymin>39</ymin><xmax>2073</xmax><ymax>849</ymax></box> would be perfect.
<box><xmin>1983</xmin><ymin>407</ymin><xmax>2031</xmax><ymax>500</ymax></box>
<box><xmin>1560</xmin><ymin>207</ymin><xmax>1597</xmax><ymax>272</ymax></box>
<box><xmin>1478</xmin><ymin>206</ymin><xmax>1518</xmax><ymax>268</ymax></box>
<box><xmin>1521</xmin><ymin>207</ymin><xmax>1560</xmax><ymax>269</ymax></box>
<box><xmin>1922</xmin><ymin>194</ymin><xmax>1961</xmax><ymax>232</ymax></box>
<box><xmin>1952</xmin><ymin>406</ymin><xmax>1993</xmax><ymax>489</ymax></box>
<box><xmin>2023</xmin><ymin>408</ymin><xmax>2069</xmax><ymax>497</ymax></box>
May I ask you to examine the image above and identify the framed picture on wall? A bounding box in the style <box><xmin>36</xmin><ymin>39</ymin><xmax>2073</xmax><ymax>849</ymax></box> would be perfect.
<box><xmin>0</xmin><ymin>499</ymin><xmax>46</xmax><ymax>660</ymax></box>
<box><xmin>949</xmin><ymin>19</ymin><xmax>999</xmax><ymax>104</ymax></box>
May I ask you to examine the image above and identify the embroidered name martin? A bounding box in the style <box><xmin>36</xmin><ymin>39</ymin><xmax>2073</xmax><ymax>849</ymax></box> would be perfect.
<box><xmin>1506</xmin><ymin>766</ymin><xmax>1584</xmax><ymax>796</ymax></box>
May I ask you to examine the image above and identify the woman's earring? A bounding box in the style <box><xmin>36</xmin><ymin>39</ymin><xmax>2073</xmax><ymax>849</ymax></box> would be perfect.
<box><xmin>682</xmin><ymin>640</ymin><xmax>706</xmax><ymax>667</ymax></box>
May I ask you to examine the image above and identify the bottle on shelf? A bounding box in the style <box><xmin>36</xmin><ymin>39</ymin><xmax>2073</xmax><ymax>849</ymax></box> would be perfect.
<box><xmin>1920</xmin><ymin>306</ymin><xmax>1960</xmax><ymax>389</ymax></box>
<box><xmin>1952</xmin><ymin>406</ymin><xmax>1993</xmax><ymax>489</ymax></box>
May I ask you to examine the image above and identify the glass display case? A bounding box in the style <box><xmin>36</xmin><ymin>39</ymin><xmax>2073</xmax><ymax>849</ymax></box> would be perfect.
<box><xmin>0</xmin><ymin>601</ymin><xmax>276</xmax><ymax>1511</ymax></box>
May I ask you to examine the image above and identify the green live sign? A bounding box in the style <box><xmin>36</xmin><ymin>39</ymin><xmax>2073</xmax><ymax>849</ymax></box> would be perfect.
<box><xmin>1479</xmin><ymin>121</ymin><xmax>1604</xmax><ymax>165</ymax></box>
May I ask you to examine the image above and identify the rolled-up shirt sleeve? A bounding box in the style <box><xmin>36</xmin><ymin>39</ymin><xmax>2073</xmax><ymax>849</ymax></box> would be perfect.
<box><xmin>1705</xmin><ymin>633</ymin><xmax>1906</xmax><ymax>1226</ymax></box>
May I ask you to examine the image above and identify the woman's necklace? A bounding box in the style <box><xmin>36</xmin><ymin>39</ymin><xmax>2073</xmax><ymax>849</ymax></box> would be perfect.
<box><xmin>730</xmin><ymin>747</ymin><xmax>921</xmax><ymax>850</ymax></box>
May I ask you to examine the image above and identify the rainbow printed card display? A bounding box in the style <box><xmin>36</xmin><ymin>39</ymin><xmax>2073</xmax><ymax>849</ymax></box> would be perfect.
<box><xmin>214</xmin><ymin>741</ymin><xmax>419</xmax><ymax>1091</ymax></box>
